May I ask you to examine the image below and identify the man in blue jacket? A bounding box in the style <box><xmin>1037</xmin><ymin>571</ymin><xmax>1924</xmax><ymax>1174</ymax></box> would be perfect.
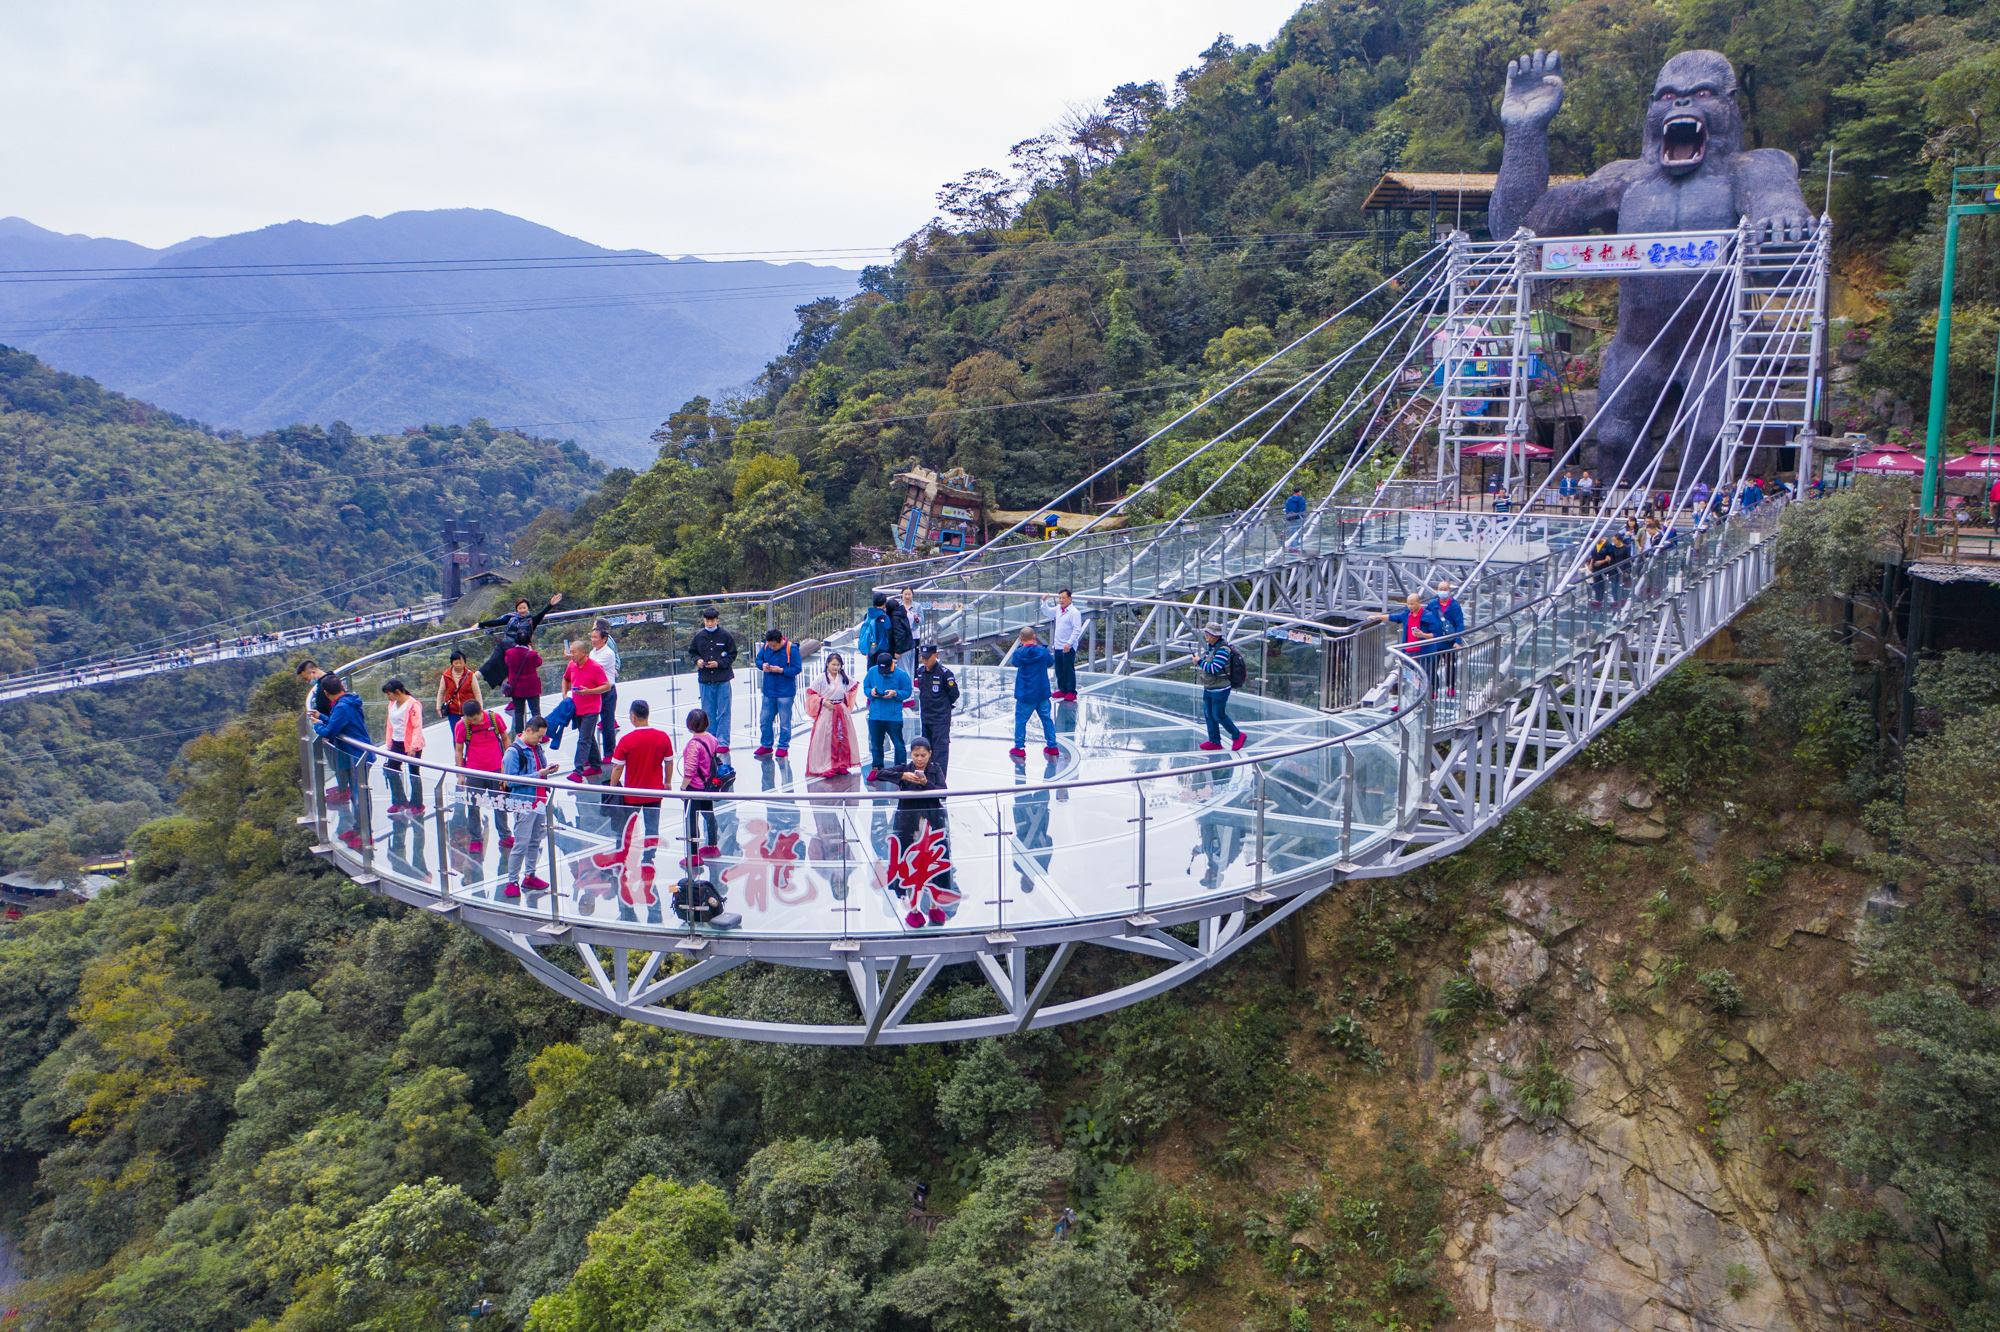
<box><xmin>863</xmin><ymin>650</ymin><xmax>913</xmax><ymax>771</ymax></box>
<box><xmin>1426</xmin><ymin>580</ymin><xmax>1467</xmax><ymax>699</ymax></box>
<box><xmin>309</xmin><ymin>673</ymin><xmax>374</xmax><ymax>850</ymax></box>
<box><xmin>1010</xmin><ymin>626</ymin><xmax>1059</xmax><ymax>760</ymax></box>
<box><xmin>1284</xmin><ymin>484</ymin><xmax>1307</xmax><ymax>548</ymax></box>
<box><xmin>753</xmin><ymin>629</ymin><xmax>802</xmax><ymax>758</ymax></box>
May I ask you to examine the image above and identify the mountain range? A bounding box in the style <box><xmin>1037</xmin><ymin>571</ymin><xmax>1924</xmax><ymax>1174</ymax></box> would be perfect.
<box><xmin>0</xmin><ymin>210</ymin><xmax>857</xmax><ymax>466</ymax></box>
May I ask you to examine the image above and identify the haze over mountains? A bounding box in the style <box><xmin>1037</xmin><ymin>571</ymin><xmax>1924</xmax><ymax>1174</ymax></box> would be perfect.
<box><xmin>0</xmin><ymin>210</ymin><xmax>857</xmax><ymax>466</ymax></box>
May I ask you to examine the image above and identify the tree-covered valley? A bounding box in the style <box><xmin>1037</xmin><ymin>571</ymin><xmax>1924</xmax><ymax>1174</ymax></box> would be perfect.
<box><xmin>6</xmin><ymin>0</ymin><xmax>2000</xmax><ymax>1329</ymax></box>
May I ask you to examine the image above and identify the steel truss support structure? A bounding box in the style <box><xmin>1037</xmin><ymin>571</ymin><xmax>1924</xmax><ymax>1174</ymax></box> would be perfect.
<box><xmin>303</xmin><ymin>224</ymin><xmax>1821</xmax><ymax>1045</ymax></box>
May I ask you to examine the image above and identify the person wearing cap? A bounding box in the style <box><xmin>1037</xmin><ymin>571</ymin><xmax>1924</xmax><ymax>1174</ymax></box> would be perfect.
<box><xmin>686</xmin><ymin>606</ymin><xmax>738</xmax><ymax>753</ymax></box>
<box><xmin>864</xmin><ymin>649</ymin><xmax>913</xmax><ymax>771</ymax></box>
<box><xmin>914</xmin><ymin>643</ymin><xmax>960</xmax><ymax>778</ymax></box>
<box><xmin>1193</xmin><ymin>625</ymin><xmax>1245</xmax><ymax>752</ymax></box>
<box><xmin>1009</xmin><ymin>626</ymin><xmax>1059</xmax><ymax>760</ymax></box>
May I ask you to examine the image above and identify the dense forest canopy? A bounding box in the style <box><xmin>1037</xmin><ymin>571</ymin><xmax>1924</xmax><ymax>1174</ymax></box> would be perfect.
<box><xmin>0</xmin><ymin>346</ymin><xmax>603</xmax><ymax>874</ymax></box>
<box><xmin>5</xmin><ymin>1</ymin><xmax>2000</xmax><ymax>1329</ymax></box>
<box><xmin>502</xmin><ymin>0</ymin><xmax>2000</xmax><ymax>607</ymax></box>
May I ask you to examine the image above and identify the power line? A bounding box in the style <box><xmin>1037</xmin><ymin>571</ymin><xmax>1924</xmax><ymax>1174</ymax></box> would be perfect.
<box><xmin>0</xmin><ymin>228</ymin><xmax>1411</xmax><ymax>283</ymax></box>
<box><xmin>0</xmin><ymin>242</ymin><xmax>1395</xmax><ymax>342</ymax></box>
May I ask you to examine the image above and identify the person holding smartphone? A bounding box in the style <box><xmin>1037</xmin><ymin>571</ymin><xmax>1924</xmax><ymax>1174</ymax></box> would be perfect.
<box><xmin>501</xmin><ymin>716</ymin><xmax>557</xmax><ymax>900</ymax></box>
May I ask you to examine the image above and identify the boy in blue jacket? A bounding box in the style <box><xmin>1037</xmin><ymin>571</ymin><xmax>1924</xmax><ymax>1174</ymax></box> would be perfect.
<box><xmin>753</xmin><ymin>629</ymin><xmax>802</xmax><ymax>758</ymax></box>
<box><xmin>1009</xmin><ymin>626</ymin><xmax>1059</xmax><ymax>760</ymax></box>
<box><xmin>863</xmin><ymin>651</ymin><xmax>913</xmax><ymax>770</ymax></box>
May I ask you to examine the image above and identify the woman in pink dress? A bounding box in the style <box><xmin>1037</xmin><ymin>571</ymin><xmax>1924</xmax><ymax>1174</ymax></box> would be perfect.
<box><xmin>803</xmin><ymin>653</ymin><xmax>862</xmax><ymax>777</ymax></box>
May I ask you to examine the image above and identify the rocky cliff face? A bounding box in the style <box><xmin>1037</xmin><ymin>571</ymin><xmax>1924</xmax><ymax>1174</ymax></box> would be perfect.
<box><xmin>1434</xmin><ymin>773</ymin><xmax>1892</xmax><ymax>1331</ymax></box>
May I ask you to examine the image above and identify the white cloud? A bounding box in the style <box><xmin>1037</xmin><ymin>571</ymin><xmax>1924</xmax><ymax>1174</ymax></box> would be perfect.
<box><xmin>0</xmin><ymin>0</ymin><xmax>1306</xmax><ymax>260</ymax></box>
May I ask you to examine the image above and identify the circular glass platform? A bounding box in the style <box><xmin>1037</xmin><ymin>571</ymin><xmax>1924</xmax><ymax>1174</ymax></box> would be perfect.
<box><xmin>322</xmin><ymin>668</ymin><xmax>1419</xmax><ymax>945</ymax></box>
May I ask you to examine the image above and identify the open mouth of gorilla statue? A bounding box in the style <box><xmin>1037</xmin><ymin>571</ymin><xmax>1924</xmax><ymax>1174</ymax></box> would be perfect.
<box><xmin>1662</xmin><ymin>117</ymin><xmax>1706</xmax><ymax>168</ymax></box>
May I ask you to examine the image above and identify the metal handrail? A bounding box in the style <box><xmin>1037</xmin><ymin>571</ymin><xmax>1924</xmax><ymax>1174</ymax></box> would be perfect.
<box><xmin>314</xmin><ymin>593</ymin><xmax>1424</xmax><ymax>809</ymax></box>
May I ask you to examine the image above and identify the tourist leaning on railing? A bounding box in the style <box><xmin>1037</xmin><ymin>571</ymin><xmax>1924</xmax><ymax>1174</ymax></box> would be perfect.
<box><xmin>309</xmin><ymin>674</ymin><xmax>373</xmax><ymax>851</ymax></box>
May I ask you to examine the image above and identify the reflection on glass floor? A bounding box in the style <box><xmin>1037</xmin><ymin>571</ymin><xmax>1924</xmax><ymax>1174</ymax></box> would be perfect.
<box><xmin>333</xmin><ymin>670</ymin><xmax>1412</xmax><ymax>941</ymax></box>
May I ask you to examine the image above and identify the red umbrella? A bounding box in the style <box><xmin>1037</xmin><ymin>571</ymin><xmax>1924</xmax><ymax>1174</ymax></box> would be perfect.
<box><xmin>1463</xmin><ymin>439</ymin><xmax>1555</xmax><ymax>457</ymax></box>
<box><xmin>1945</xmin><ymin>451</ymin><xmax>2000</xmax><ymax>476</ymax></box>
<box><xmin>1835</xmin><ymin>445</ymin><xmax>1924</xmax><ymax>474</ymax></box>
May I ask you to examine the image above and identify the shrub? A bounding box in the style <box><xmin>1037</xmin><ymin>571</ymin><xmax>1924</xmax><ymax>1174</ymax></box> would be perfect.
<box><xmin>1514</xmin><ymin>1044</ymin><xmax>1573</xmax><ymax>1121</ymax></box>
<box><xmin>1698</xmin><ymin>968</ymin><xmax>1744</xmax><ymax>1015</ymax></box>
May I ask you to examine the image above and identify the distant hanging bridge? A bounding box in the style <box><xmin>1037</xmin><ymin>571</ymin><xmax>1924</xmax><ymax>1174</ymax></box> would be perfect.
<box><xmin>0</xmin><ymin>600</ymin><xmax>446</xmax><ymax>704</ymax></box>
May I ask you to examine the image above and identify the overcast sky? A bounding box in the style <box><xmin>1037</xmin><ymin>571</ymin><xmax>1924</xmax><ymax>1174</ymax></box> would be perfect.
<box><xmin>0</xmin><ymin>0</ymin><xmax>1305</xmax><ymax>263</ymax></box>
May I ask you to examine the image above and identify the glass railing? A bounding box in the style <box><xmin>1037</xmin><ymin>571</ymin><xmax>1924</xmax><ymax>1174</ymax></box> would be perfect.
<box><xmin>306</xmin><ymin>599</ymin><xmax>1430</xmax><ymax>945</ymax></box>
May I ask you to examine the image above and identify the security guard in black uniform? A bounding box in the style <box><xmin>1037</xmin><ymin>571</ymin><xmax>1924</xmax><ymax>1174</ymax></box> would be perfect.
<box><xmin>914</xmin><ymin>643</ymin><xmax>960</xmax><ymax>779</ymax></box>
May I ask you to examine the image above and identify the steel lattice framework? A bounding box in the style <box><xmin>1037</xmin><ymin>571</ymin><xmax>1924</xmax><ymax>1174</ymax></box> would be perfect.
<box><xmin>302</xmin><ymin>224</ymin><xmax>1823</xmax><ymax>1044</ymax></box>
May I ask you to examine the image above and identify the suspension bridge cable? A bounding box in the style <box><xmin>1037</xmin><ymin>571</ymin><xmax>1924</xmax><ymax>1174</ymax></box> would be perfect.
<box><xmin>953</xmin><ymin>242</ymin><xmax>1453</xmax><ymax>581</ymax></box>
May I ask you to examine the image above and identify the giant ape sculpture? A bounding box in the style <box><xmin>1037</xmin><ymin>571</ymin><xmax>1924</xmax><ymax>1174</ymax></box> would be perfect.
<box><xmin>1489</xmin><ymin>49</ymin><xmax>1814</xmax><ymax>479</ymax></box>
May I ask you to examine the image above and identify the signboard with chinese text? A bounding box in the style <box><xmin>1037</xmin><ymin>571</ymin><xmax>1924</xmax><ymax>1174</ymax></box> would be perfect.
<box><xmin>1538</xmin><ymin>232</ymin><xmax>1728</xmax><ymax>277</ymax></box>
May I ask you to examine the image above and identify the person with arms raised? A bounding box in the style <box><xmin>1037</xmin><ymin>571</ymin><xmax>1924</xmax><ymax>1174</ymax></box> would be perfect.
<box><xmin>1040</xmin><ymin>588</ymin><xmax>1084</xmax><ymax>702</ymax></box>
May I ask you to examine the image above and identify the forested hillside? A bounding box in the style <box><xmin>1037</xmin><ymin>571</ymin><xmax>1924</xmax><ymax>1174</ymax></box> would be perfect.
<box><xmin>0</xmin><ymin>346</ymin><xmax>603</xmax><ymax>875</ymax></box>
<box><xmin>7</xmin><ymin>1</ymin><xmax>2000</xmax><ymax>1330</ymax></box>
<box><xmin>499</xmin><ymin>0</ymin><xmax>2000</xmax><ymax>597</ymax></box>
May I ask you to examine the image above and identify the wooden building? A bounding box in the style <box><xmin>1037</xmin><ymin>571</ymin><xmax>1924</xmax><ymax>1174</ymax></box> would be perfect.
<box><xmin>893</xmin><ymin>466</ymin><xmax>985</xmax><ymax>553</ymax></box>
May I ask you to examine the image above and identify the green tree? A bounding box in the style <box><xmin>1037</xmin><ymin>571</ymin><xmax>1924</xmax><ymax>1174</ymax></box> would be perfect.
<box><xmin>330</xmin><ymin>1178</ymin><xmax>491</xmax><ymax>1331</ymax></box>
<box><xmin>524</xmin><ymin>1176</ymin><xmax>731</xmax><ymax>1332</ymax></box>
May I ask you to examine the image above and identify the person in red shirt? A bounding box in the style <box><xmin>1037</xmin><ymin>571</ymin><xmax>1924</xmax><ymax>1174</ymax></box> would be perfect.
<box><xmin>452</xmin><ymin>699</ymin><xmax>510</xmax><ymax>856</ymax></box>
<box><xmin>609</xmin><ymin>698</ymin><xmax>674</xmax><ymax>855</ymax></box>
<box><xmin>562</xmin><ymin>640</ymin><xmax>613</xmax><ymax>779</ymax></box>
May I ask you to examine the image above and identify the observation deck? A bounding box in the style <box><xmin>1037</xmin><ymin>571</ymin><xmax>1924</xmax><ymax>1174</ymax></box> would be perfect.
<box><xmin>298</xmin><ymin>221</ymin><xmax>1819</xmax><ymax>1043</ymax></box>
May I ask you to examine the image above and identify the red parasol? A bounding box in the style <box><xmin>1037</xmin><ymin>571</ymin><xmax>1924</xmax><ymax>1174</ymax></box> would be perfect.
<box><xmin>1835</xmin><ymin>445</ymin><xmax>1924</xmax><ymax>475</ymax></box>
<box><xmin>1944</xmin><ymin>451</ymin><xmax>2000</xmax><ymax>476</ymax></box>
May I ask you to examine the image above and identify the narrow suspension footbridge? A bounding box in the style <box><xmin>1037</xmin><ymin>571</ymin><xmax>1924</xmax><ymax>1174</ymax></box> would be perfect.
<box><xmin>263</xmin><ymin>222</ymin><xmax>1830</xmax><ymax>1041</ymax></box>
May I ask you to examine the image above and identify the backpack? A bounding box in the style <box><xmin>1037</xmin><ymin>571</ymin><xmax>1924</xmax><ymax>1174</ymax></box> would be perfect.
<box><xmin>688</xmin><ymin>734</ymin><xmax>736</xmax><ymax>793</ymax></box>
<box><xmin>1226</xmin><ymin>645</ymin><xmax>1249</xmax><ymax>689</ymax></box>
<box><xmin>887</xmin><ymin>602</ymin><xmax>914</xmax><ymax>656</ymax></box>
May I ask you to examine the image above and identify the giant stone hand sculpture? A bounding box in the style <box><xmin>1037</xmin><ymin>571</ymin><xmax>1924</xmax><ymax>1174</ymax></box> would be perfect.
<box><xmin>1489</xmin><ymin>49</ymin><xmax>1814</xmax><ymax>479</ymax></box>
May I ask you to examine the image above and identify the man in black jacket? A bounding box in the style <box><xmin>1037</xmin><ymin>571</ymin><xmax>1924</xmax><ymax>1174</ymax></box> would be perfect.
<box><xmin>686</xmin><ymin>605</ymin><xmax>738</xmax><ymax>753</ymax></box>
<box><xmin>913</xmin><ymin>643</ymin><xmax>959</xmax><ymax>778</ymax></box>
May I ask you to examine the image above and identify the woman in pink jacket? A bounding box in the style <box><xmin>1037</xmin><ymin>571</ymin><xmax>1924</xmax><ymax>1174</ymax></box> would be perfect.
<box><xmin>381</xmin><ymin>677</ymin><xmax>426</xmax><ymax>816</ymax></box>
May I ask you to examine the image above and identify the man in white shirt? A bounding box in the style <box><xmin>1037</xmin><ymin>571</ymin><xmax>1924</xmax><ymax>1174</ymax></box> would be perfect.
<box><xmin>1040</xmin><ymin>588</ymin><xmax>1085</xmax><ymax>702</ymax></box>
<box><xmin>588</xmin><ymin>619</ymin><xmax>622</xmax><ymax>770</ymax></box>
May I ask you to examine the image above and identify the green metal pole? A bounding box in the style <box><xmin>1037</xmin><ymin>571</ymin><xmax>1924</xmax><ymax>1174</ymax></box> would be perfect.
<box><xmin>1923</xmin><ymin>205</ymin><xmax>1962</xmax><ymax>519</ymax></box>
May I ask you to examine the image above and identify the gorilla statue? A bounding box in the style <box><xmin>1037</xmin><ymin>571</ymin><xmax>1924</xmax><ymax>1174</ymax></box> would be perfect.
<box><xmin>1489</xmin><ymin>49</ymin><xmax>1814</xmax><ymax>480</ymax></box>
